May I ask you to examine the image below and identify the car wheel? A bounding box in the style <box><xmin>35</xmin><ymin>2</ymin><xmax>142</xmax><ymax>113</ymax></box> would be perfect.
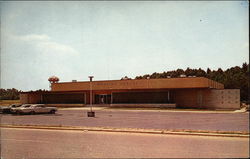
<box><xmin>30</xmin><ymin>111</ymin><xmax>35</xmax><ymax>115</ymax></box>
<box><xmin>50</xmin><ymin>110</ymin><xmax>56</xmax><ymax>114</ymax></box>
<box><xmin>16</xmin><ymin>110</ymin><xmax>21</xmax><ymax>115</ymax></box>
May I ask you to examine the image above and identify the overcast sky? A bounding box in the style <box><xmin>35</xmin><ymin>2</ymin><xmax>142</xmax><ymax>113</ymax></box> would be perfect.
<box><xmin>0</xmin><ymin>1</ymin><xmax>249</xmax><ymax>91</ymax></box>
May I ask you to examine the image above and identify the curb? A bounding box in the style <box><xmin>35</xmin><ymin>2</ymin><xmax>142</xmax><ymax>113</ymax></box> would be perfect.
<box><xmin>1</xmin><ymin>124</ymin><xmax>249</xmax><ymax>138</ymax></box>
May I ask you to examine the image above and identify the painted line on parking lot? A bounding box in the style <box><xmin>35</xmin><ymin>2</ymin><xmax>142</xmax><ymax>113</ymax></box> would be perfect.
<box><xmin>0</xmin><ymin>124</ymin><xmax>249</xmax><ymax>138</ymax></box>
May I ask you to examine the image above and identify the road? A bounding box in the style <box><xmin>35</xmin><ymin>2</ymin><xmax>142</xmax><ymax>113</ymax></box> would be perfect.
<box><xmin>1</xmin><ymin>109</ymin><xmax>249</xmax><ymax>132</ymax></box>
<box><xmin>0</xmin><ymin>128</ymin><xmax>249</xmax><ymax>158</ymax></box>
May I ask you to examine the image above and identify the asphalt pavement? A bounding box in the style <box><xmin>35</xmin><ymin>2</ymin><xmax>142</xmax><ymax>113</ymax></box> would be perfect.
<box><xmin>1</xmin><ymin>128</ymin><xmax>249</xmax><ymax>158</ymax></box>
<box><xmin>0</xmin><ymin>109</ymin><xmax>249</xmax><ymax>132</ymax></box>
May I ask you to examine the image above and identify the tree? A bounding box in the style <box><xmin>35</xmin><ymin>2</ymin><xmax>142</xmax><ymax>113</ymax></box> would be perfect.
<box><xmin>121</xmin><ymin>76</ymin><xmax>131</xmax><ymax>80</ymax></box>
<box><xmin>206</xmin><ymin>68</ymin><xmax>211</xmax><ymax>75</ymax></box>
<box><xmin>196</xmin><ymin>68</ymin><xmax>206</xmax><ymax>77</ymax></box>
<box><xmin>0</xmin><ymin>88</ymin><xmax>21</xmax><ymax>100</ymax></box>
<box><xmin>131</xmin><ymin>63</ymin><xmax>249</xmax><ymax>102</ymax></box>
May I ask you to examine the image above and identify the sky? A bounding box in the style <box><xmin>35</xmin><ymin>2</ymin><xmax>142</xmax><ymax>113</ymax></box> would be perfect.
<box><xmin>0</xmin><ymin>1</ymin><xmax>249</xmax><ymax>91</ymax></box>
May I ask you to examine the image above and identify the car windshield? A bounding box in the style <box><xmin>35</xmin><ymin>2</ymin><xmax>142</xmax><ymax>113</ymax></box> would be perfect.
<box><xmin>11</xmin><ymin>104</ymin><xmax>22</xmax><ymax>108</ymax></box>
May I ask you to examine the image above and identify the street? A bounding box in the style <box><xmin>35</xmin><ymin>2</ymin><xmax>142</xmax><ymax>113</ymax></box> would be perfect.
<box><xmin>1</xmin><ymin>109</ymin><xmax>249</xmax><ymax>132</ymax></box>
<box><xmin>1</xmin><ymin>127</ymin><xmax>249</xmax><ymax>158</ymax></box>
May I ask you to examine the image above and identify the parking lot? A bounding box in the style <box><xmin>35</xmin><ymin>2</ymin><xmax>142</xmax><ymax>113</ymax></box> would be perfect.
<box><xmin>1</xmin><ymin>108</ymin><xmax>249</xmax><ymax>132</ymax></box>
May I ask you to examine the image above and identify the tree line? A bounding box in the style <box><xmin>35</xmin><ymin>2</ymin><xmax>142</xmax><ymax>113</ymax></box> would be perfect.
<box><xmin>0</xmin><ymin>89</ymin><xmax>49</xmax><ymax>100</ymax></box>
<box><xmin>134</xmin><ymin>62</ymin><xmax>249</xmax><ymax>102</ymax></box>
<box><xmin>0</xmin><ymin>88</ymin><xmax>21</xmax><ymax>100</ymax></box>
<box><xmin>1</xmin><ymin>63</ymin><xmax>249</xmax><ymax>102</ymax></box>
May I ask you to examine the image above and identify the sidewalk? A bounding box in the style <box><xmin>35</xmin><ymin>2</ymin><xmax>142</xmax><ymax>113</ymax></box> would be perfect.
<box><xmin>1</xmin><ymin>124</ymin><xmax>249</xmax><ymax>138</ymax></box>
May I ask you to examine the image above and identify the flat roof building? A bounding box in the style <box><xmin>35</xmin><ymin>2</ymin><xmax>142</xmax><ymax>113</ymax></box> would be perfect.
<box><xmin>20</xmin><ymin>77</ymin><xmax>240</xmax><ymax>109</ymax></box>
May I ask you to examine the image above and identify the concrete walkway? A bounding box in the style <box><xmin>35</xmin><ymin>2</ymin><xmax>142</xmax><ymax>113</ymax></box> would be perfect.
<box><xmin>1</xmin><ymin>124</ymin><xmax>249</xmax><ymax>138</ymax></box>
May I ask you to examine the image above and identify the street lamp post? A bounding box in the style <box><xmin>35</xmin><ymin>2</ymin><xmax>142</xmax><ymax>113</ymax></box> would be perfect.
<box><xmin>88</xmin><ymin>76</ymin><xmax>95</xmax><ymax>117</ymax></box>
<box><xmin>147</xmin><ymin>76</ymin><xmax>150</xmax><ymax>88</ymax></box>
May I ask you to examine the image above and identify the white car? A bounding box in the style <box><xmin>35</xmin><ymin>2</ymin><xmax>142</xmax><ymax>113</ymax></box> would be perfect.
<box><xmin>0</xmin><ymin>104</ymin><xmax>22</xmax><ymax>113</ymax></box>
<box><xmin>11</xmin><ymin>104</ymin><xmax>57</xmax><ymax>115</ymax></box>
<box><xmin>10</xmin><ymin>104</ymin><xmax>31</xmax><ymax>114</ymax></box>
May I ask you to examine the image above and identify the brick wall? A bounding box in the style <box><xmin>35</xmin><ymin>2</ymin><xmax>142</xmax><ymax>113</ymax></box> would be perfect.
<box><xmin>173</xmin><ymin>89</ymin><xmax>240</xmax><ymax>110</ymax></box>
<box><xmin>20</xmin><ymin>94</ymin><xmax>29</xmax><ymax>104</ymax></box>
<box><xmin>20</xmin><ymin>93</ymin><xmax>42</xmax><ymax>104</ymax></box>
<box><xmin>203</xmin><ymin>89</ymin><xmax>240</xmax><ymax>109</ymax></box>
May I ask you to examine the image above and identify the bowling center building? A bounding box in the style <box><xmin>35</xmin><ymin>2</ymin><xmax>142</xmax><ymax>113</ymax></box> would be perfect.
<box><xmin>20</xmin><ymin>76</ymin><xmax>240</xmax><ymax>110</ymax></box>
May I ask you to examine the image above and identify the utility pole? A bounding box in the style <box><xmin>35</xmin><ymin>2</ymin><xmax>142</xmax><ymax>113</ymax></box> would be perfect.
<box><xmin>87</xmin><ymin>76</ymin><xmax>95</xmax><ymax>117</ymax></box>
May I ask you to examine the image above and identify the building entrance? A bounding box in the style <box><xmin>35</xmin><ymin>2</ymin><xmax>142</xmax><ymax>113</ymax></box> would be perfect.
<box><xmin>95</xmin><ymin>94</ymin><xmax>111</xmax><ymax>104</ymax></box>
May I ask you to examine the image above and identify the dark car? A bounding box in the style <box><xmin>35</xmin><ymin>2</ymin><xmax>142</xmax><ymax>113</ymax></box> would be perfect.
<box><xmin>0</xmin><ymin>104</ymin><xmax>22</xmax><ymax>114</ymax></box>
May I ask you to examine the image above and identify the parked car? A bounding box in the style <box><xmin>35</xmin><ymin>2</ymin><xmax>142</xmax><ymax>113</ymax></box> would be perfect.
<box><xmin>11</xmin><ymin>104</ymin><xmax>57</xmax><ymax>115</ymax></box>
<box><xmin>0</xmin><ymin>104</ymin><xmax>22</xmax><ymax>114</ymax></box>
<box><xmin>10</xmin><ymin>104</ymin><xmax>31</xmax><ymax>114</ymax></box>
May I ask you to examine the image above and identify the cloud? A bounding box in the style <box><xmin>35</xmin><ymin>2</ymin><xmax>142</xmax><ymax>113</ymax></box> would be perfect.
<box><xmin>11</xmin><ymin>33</ymin><xmax>78</xmax><ymax>55</ymax></box>
<box><xmin>1</xmin><ymin>32</ymin><xmax>80</xmax><ymax>90</ymax></box>
<box><xmin>19</xmin><ymin>34</ymin><xmax>51</xmax><ymax>42</ymax></box>
<box><xmin>243</xmin><ymin>42</ymin><xmax>249</xmax><ymax>48</ymax></box>
<box><xmin>37</xmin><ymin>41</ymin><xmax>78</xmax><ymax>55</ymax></box>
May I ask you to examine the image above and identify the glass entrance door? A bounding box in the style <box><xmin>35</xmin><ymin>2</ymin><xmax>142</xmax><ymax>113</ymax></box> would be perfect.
<box><xmin>95</xmin><ymin>94</ymin><xmax>111</xmax><ymax>104</ymax></box>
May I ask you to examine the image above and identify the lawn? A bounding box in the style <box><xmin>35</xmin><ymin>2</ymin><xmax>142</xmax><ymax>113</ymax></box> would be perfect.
<box><xmin>0</xmin><ymin>100</ymin><xmax>21</xmax><ymax>106</ymax></box>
